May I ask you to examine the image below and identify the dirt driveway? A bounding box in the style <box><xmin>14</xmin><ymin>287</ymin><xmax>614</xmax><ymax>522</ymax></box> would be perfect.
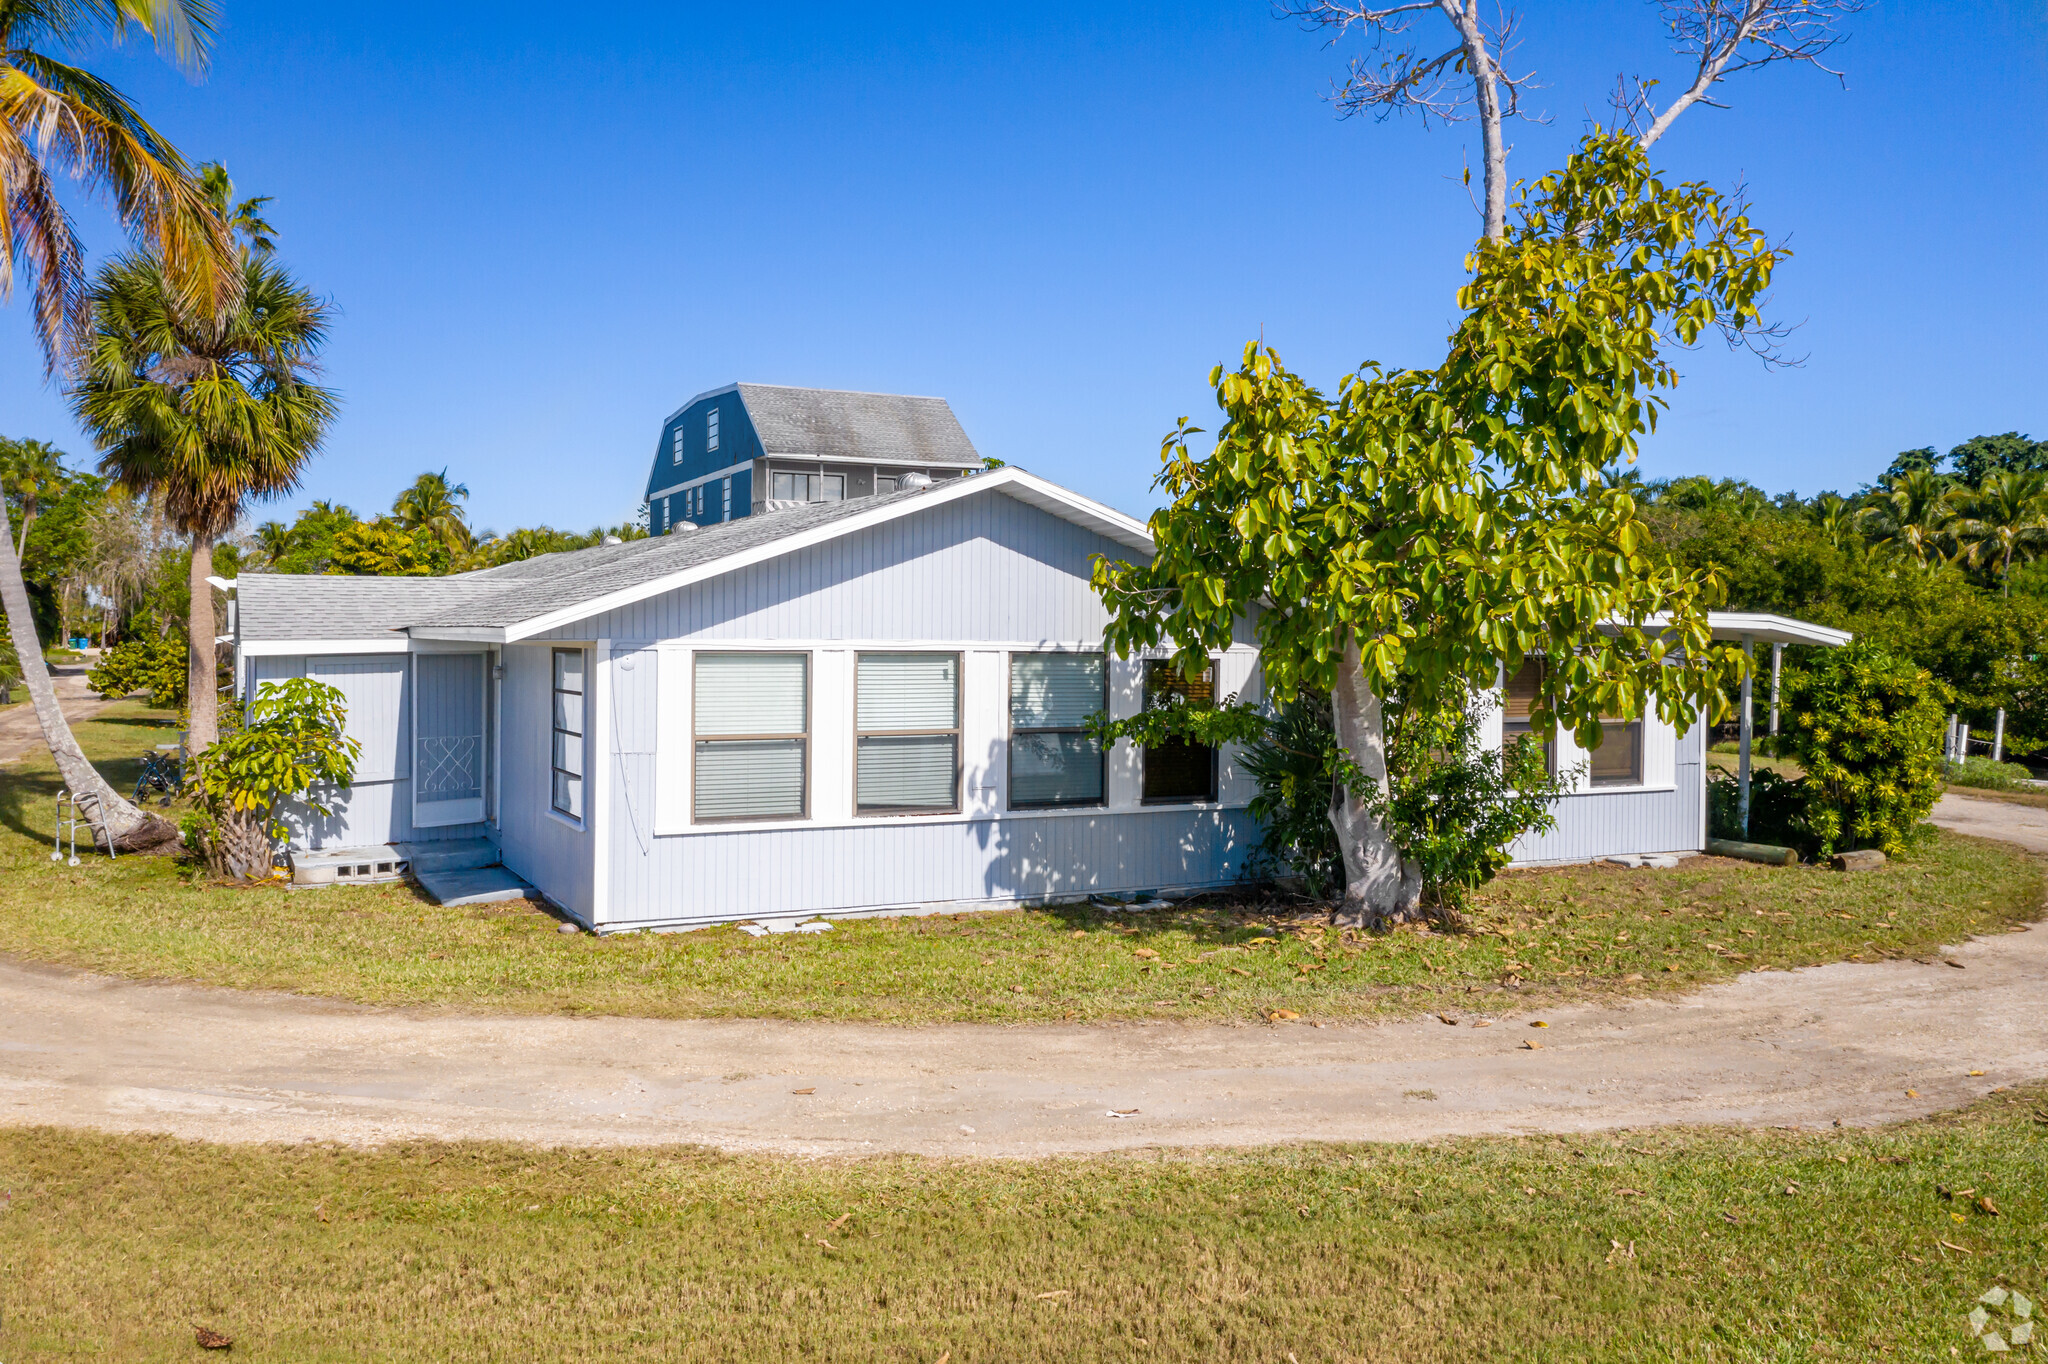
<box><xmin>0</xmin><ymin>663</ymin><xmax>117</xmax><ymax>765</ymax></box>
<box><xmin>3</xmin><ymin>794</ymin><xmax>2042</xmax><ymax>1156</ymax></box>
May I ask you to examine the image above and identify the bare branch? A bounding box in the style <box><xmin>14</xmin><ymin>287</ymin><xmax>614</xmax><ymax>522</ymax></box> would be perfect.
<box><xmin>1636</xmin><ymin>0</ymin><xmax>1869</xmax><ymax>150</ymax></box>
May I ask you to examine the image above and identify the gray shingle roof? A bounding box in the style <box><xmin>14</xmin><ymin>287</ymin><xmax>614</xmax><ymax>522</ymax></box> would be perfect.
<box><xmin>410</xmin><ymin>488</ymin><xmax>936</xmax><ymax>630</ymax></box>
<box><xmin>736</xmin><ymin>384</ymin><xmax>980</xmax><ymax>466</ymax></box>
<box><xmin>237</xmin><ymin>574</ymin><xmax>516</xmax><ymax>642</ymax></box>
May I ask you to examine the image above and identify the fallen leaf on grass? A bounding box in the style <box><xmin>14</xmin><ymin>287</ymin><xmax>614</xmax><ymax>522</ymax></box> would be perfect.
<box><xmin>1035</xmin><ymin>1289</ymin><xmax>1071</xmax><ymax>1300</ymax></box>
<box><xmin>1267</xmin><ymin>1008</ymin><xmax>1300</xmax><ymax>1022</ymax></box>
<box><xmin>817</xmin><ymin>1238</ymin><xmax>836</xmax><ymax>1250</ymax></box>
<box><xmin>1529</xmin><ymin>1020</ymin><xmax>1549</xmax><ymax>1028</ymax></box>
<box><xmin>791</xmin><ymin>1087</ymin><xmax>816</xmax><ymax>1095</ymax></box>
<box><xmin>1979</xmin><ymin>1196</ymin><xmax>2000</xmax><ymax>1216</ymax></box>
<box><xmin>1437</xmin><ymin>1013</ymin><xmax>1458</xmax><ymax>1026</ymax></box>
<box><xmin>1969</xmin><ymin>1070</ymin><xmax>1986</xmax><ymax>1077</ymax></box>
<box><xmin>1616</xmin><ymin>1188</ymin><xmax>1642</xmax><ymax>1197</ymax></box>
<box><xmin>314</xmin><ymin>1201</ymin><xmax>329</xmax><ymax>1223</ymax></box>
<box><xmin>826</xmin><ymin>1212</ymin><xmax>853</xmax><ymax>1231</ymax></box>
<box><xmin>194</xmin><ymin>1325</ymin><xmax>233</xmax><ymax>1351</ymax></box>
<box><xmin>1469</xmin><ymin>1019</ymin><xmax>1492</xmax><ymax>1028</ymax></box>
<box><xmin>1906</xmin><ymin>1089</ymin><xmax>1919</xmax><ymax>1098</ymax></box>
<box><xmin>1133</xmin><ymin>948</ymin><xmax>1159</xmax><ymax>959</ymax></box>
<box><xmin>1071</xmin><ymin>930</ymin><xmax>1087</xmax><ymax>938</ymax></box>
<box><xmin>1227</xmin><ymin>966</ymin><xmax>1253</xmax><ymax>977</ymax></box>
<box><xmin>1722</xmin><ymin>1211</ymin><xmax>1740</xmax><ymax>1225</ymax></box>
<box><xmin>1621</xmin><ymin>973</ymin><xmax>1645</xmax><ymax>982</ymax></box>
<box><xmin>1938</xmin><ymin>1239</ymin><xmax>1974</xmax><ymax>1255</ymax></box>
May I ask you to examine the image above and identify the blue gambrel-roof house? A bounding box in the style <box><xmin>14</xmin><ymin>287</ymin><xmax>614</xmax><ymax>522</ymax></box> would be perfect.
<box><xmin>644</xmin><ymin>383</ymin><xmax>986</xmax><ymax>535</ymax></box>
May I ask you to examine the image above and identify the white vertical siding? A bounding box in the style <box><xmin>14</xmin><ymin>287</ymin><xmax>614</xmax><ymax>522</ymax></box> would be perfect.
<box><xmin>500</xmin><ymin>643</ymin><xmax>595</xmax><ymax>919</ymax></box>
<box><xmin>1510</xmin><ymin>720</ymin><xmax>1706</xmax><ymax>864</ymax></box>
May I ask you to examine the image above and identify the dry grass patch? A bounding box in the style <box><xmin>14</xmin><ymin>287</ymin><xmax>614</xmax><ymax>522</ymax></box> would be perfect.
<box><xmin>0</xmin><ymin>701</ymin><xmax>2039</xmax><ymax>1023</ymax></box>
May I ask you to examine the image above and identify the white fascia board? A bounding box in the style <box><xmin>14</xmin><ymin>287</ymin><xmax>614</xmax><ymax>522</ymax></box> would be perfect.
<box><xmin>406</xmin><ymin>626</ymin><xmax>509</xmax><ymax>644</ymax></box>
<box><xmin>205</xmin><ymin>576</ymin><xmax>237</xmax><ymax>592</ymax></box>
<box><xmin>661</xmin><ymin>381</ymin><xmax>741</xmax><ymax>427</ymax></box>
<box><xmin>499</xmin><ymin>468</ymin><xmax>1157</xmax><ymax>643</ymax></box>
<box><xmin>239</xmin><ymin>637</ymin><xmax>410</xmax><ymax>656</ymax></box>
<box><xmin>1619</xmin><ymin>612</ymin><xmax>1853</xmax><ymax>649</ymax></box>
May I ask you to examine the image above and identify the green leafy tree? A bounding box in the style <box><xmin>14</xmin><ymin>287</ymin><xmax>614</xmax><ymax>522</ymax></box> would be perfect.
<box><xmin>1094</xmin><ymin>135</ymin><xmax>1762</xmax><ymax>922</ymax></box>
<box><xmin>71</xmin><ymin>165</ymin><xmax>338</xmax><ymax>752</ymax></box>
<box><xmin>184</xmin><ymin>676</ymin><xmax>359</xmax><ymax>880</ymax></box>
<box><xmin>1881</xmin><ymin>446</ymin><xmax>1943</xmax><ymax>483</ymax></box>
<box><xmin>1854</xmin><ymin>468</ymin><xmax>1953</xmax><ymax>566</ymax></box>
<box><xmin>87</xmin><ymin>632</ymin><xmax>185</xmax><ymax>705</ymax></box>
<box><xmin>392</xmin><ymin>469</ymin><xmax>473</xmax><ymax>554</ymax></box>
<box><xmin>0</xmin><ymin>0</ymin><xmax>233</xmax><ymax>853</ymax></box>
<box><xmin>326</xmin><ymin>518</ymin><xmax>448</xmax><ymax>576</ymax></box>
<box><xmin>1950</xmin><ymin>432</ymin><xmax>2048</xmax><ymax>488</ymax></box>
<box><xmin>258</xmin><ymin>500</ymin><xmax>358</xmax><ymax>574</ymax></box>
<box><xmin>1777</xmin><ymin>641</ymin><xmax>1947</xmax><ymax>857</ymax></box>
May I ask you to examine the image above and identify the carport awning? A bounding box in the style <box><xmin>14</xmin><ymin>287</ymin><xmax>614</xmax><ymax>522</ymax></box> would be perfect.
<box><xmin>1621</xmin><ymin>611</ymin><xmax>1853</xmax><ymax>649</ymax></box>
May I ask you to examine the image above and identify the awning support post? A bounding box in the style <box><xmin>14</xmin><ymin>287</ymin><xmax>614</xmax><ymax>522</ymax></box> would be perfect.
<box><xmin>1768</xmin><ymin>643</ymin><xmax>1783</xmax><ymax>738</ymax></box>
<box><xmin>1993</xmin><ymin>709</ymin><xmax>2006</xmax><ymax>764</ymax></box>
<box><xmin>1738</xmin><ymin>635</ymin><xmax>1755</xmax><ymax>838</ymax></box>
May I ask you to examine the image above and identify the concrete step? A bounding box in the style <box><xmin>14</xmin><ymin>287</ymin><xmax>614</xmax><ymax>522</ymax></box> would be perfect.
<box><xmin>416</xmin><ymin>864</ymin><xmax>540</xmax><ymax>908</ymax></box>
<box><xmin>291</xmin><ymin>844</ymin><xmax>410</xmax><ymax>885</ymax></box>
<box><xmin>397</xmin><ymin>837</ymin><xmax>500</xmax><ymax>874</ymax></box>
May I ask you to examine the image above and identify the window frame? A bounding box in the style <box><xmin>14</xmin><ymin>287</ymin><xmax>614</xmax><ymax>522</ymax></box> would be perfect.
<box><xmin>670</xmin><ymin>426</ymin><xmax>684</xmax><ymax>465</ymax></box>
<box><xmin>690</xmin><ymin>650</ymin><xmax>811</xmax><ymax>825</ymax></box>
<box><xmin>1006</xmin><ymin>650</ymin><xmax>1109</xmax><ymax>811</ymax></box>
<box><xmin>549</xmin><ymin>647</ymin><xmax>585</xmax><ymax>823</ymax></box>
<box><xmin>1140</xmin><ymin>657</ymin><xmax>1219</xmax><ymax>804</ymax></box>
<box><xmin>1501</xmin><ymin>657</ymin><xmax>1557</xmax><ymax>780</ymax></box>
<box><xmin>853</xmin><ymin>651</ymin><xmax>963</xmax><ymax>817</ymax></box>
<box><xmin>706</xmin><ymin>406</ymin><xmax>720</xmax><ymax>452</ymax></box>
<box><xmin>1587</xmin><ymin>716</ymin><xmax>1646</xmax><ymax>789</ymax></box>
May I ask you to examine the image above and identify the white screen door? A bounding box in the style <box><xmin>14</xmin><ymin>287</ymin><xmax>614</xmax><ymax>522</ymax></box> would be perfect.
<box><xmin>413</xmin><ymin>653</ymin><xmax>486</xmax><ymax>827</ymax></box>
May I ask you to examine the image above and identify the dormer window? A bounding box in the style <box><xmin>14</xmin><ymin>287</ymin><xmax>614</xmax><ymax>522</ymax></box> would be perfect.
<box><xmin>706</xmin><ymin>407</ymin><xmax>720</xmax><ymax>452</ymax></box>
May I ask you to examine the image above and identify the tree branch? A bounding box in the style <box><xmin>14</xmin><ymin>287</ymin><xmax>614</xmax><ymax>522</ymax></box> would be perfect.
<box><xmin>1636</xmin><ymin>0</ymin><xmax>1868</xmax><ymax>150</ymax></box>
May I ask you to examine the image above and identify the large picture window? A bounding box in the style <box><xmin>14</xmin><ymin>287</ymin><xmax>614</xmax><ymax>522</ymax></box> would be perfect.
<box><xmin>1141</xmin><ymin>659</ymin><xmax>1216</xmax><ymax>803</ymax></box>
<box><xmin>1502</xmin><ymin>657</ymin><xmax>1556</xmax><ymax>778</ymax></box>
<box><xmin>770</xmin><ymin>471</ymin><xmax>845</xmax><ymax>503</ymax></box>
<box><xmin>1009</xmin><ymin>652</ymin><xmax>1105</xmax><ymax>808</ymax></box>
<box><xmin>856</xmin><ymin>653</ymin><xmax>960</xmax><ymax>814</ymax></box>
<box><xmin>694</xmin><ymin>653</ymin><xmax>808</xmax><ymax>821</ymax></box>
<box><xmin>550</xmin><ymin>648</ymin><xmax>584</xmax><ymax>819</ymax></box>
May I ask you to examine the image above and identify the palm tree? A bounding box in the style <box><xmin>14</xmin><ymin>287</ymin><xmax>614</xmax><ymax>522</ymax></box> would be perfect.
<box><xmin>1948</xmin><ymin>471</ymin><xmax>2048</xmax><ymax>597</ymax></box>
<box><xmin>0</xmin><ymin>0</ymin><xmax>234</xmax><ymax>850</ymax></box>
<box><xmin>392</xmin><ymin>469</ymin><xmax>472</xmax><ymax>554</ymax></box>
<box><xmin>0</xmin><ymin>437</ymin><xmax>68</xmax><ymax>556</ymax></box>
<box><xmin>1855</xmin><ymin>469</ymin><xmax>1953</xmax><ymax>567</ymax></box>
<box><xmin>71</xmin><ymin>167</ymin><xmax>337</xmax><ymax>751</ymax></box>
<box><xmin>250</xmin><ymin>518</ymin><xmax>293</xmax><ymax>567</ymax></box>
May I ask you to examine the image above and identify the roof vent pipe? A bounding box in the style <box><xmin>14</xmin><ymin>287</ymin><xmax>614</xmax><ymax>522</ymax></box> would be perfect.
<box><xmin>898</xmin><ymin>471</ymin><xmax>934</xmax><ymax>491</ymax></box>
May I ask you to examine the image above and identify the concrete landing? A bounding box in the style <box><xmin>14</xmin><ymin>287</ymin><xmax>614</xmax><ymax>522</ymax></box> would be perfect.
<box><xmin>415</xmin><ymin>864</ymin><xmax>539</xmax><ymax>908</ymax></box>
<box><xmin>396</xmin><ymin>837</ymin><xmax>499</xmax><ymax>874</ymax></box>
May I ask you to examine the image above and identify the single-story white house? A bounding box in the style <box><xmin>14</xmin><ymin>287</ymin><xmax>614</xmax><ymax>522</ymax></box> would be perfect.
<box><xmin>231</xmin><ymin>466</ymin><xmax>1845</xmax><ymax>929</ymax></box>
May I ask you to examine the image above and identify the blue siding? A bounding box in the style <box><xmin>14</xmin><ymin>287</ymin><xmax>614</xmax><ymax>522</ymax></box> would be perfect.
<box><xmin>1508</xmin><ymin>723</ymin><xmax>1706</xmax><ymax>864</ymax></box>
<box><xmin>646</xmin><ymin>390</ymin><xmax>761</xmax><ymax>506</ymax></box>
<box><xmin>498</xmin><ymin>643</ymin><xmax>596</xmax><ymax>919</ymax></box>
<box><xmin>536</xmin><ymin>489</ymin><xmax>1153</xmax><ymax>645</ymax></box>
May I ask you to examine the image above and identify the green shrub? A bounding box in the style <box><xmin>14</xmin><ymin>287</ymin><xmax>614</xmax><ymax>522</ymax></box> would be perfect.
<box><xmin>1945</xmin><ymin>755</ymin><xmax>2038</xmax><ymax>792</ymax></box>
<box><xmin>1241</xmin><ymin>691</ymin><xmax>1346</xmax><ymax>898</ymax></box>
<box><xmin>1706</xmin><ymin>766</ymin><xmax>1810</xmax><ymax>848</ymax></box>
<box><xmin>1777</xmin><ymin>640</ymin><xmax>1948</xmax><ymax>857</ymax></box>
<box><xmin>87</xmin><ymin>634</ymin><xmax>185</xmax><ymax>707</ymax></box>
<box><xmin>184</xmin><ymin>678</ymin><xmax>359</xmax><ymax>880</ymax></box>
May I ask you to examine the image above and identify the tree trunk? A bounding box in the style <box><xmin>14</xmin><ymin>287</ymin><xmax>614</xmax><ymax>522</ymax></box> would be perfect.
<box><xmin>1442</xmin><ymin>2</ymin><xmax>1508</xmax><ymax>241</ymax></box>
<box><xmin>203</xmin><ymin>804</ymin><xmax>276</xmax><ymax>881</ymax></box>
<box><xmin>1329</xmin><ymin>638</ymin><xmax>1423</xmax><ymax>926</ymax></box>
<box><xmin>187</xmin><ymin>532</ymin><xmax>219</xmax><ymax>750</ymax></box>
<box><xmin>0</xmin><ymin>494</ymin><xmax>177</xmax><ymax>852</ymax></box>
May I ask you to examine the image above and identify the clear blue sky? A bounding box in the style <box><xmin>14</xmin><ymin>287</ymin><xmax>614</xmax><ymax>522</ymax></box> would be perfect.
<box><xmin>2</xmin><ymin>1</ymin><xmax>2041</xmax><ymax>534</ymax></box>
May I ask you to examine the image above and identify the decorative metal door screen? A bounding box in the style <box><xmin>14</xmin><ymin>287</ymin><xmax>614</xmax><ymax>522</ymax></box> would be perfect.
<box><xmin>413</xmin><ymin>652</ymin><xmax>486</xmax><ymax>827</ymax></box>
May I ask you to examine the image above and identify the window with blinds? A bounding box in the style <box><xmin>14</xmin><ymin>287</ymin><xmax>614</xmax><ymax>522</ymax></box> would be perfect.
<box><xmin>1008</xmin><ymin>653</ymin><xmax>1105</xmax><ymax>808</ymax></box>
<box><xmin>694</xmin><ymin>653</ymin><xmax>808</xmax><ymax>821</ymax></box>
<box><xmin>1502</xmin><ymin>657</ymin><xmax>1555</xmax><ymax>777</ymax></box>
<box><xmin>551</xmin><ymin>649</ymin><xmax>584</xmax><ymax>819</ymax></box>
<box><xmin>856</xmin><ymin>653</ymin><xmax>960</xmax><ymax>814</ymax></box>
<box><xmin>1142</xmin><ymin>659</ymin><xmax>1216</xmax><ymax>803</ymax></box>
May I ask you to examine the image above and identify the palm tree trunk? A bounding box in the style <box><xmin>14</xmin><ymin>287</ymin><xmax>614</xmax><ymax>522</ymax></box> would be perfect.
<box><xmin>187</xmin><ymin>533</ymin><xmax>219</xmax><ymax>750</ymax></box>
<box><xmin>0</xmin><ymin>494</ymin><xmax>176</xmax><ymax>851</ymax></box>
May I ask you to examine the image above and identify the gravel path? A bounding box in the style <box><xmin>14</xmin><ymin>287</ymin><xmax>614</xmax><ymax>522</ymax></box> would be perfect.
<box><xmin>3</xmin><ymin>793</ymin><xmax>2041</xmax><ymax>1155</ymax></box>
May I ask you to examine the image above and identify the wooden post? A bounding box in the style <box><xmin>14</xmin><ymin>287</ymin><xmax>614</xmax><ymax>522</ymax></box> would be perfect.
<box><xmin>1738</xmin><ymin>636</ymin><xmax>1755</xmax><ymax>837</ymax></box>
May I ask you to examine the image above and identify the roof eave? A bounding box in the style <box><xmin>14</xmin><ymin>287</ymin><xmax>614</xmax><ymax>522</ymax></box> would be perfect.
<box><xmin>486</xmin><ymin>468</ymin><xmax>1152</xmax><ymax>643</ymax></box>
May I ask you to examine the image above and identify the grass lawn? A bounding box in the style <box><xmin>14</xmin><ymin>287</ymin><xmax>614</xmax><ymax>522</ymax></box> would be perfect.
<box><xmin>1</xmin><ymin>700</ymin><xmax>2041</xmax><ymax>1023</ymax></box>
<box><xmin>6</xmin><ymin>1091</ymin><xmax>2048</xmax><ymax>1361</ymax></box>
